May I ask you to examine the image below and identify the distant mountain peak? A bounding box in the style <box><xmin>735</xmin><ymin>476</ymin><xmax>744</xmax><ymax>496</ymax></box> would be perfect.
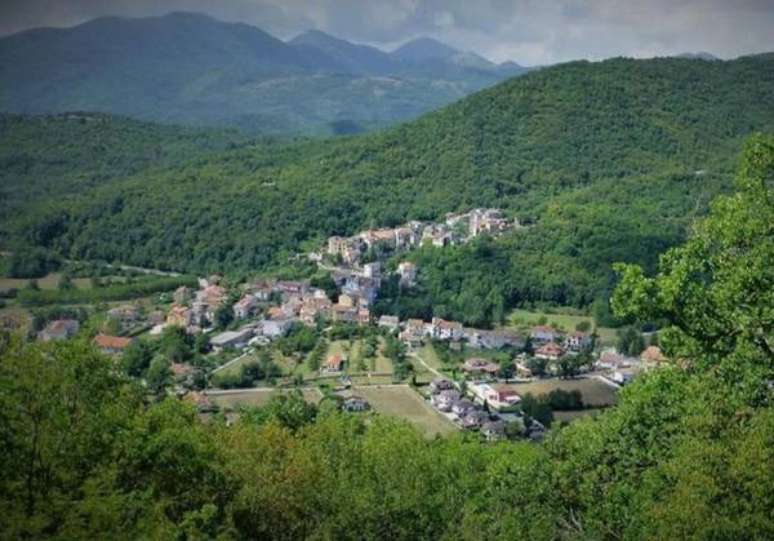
<box><xmin>391</xmin><ymin>37</ymin><xmax>460</xmax><ymax>63</ymax></box>
<box><xmin>289</xmin><ymin>29</ymin><xmax>342</xmax><ymax>45</ymax></box>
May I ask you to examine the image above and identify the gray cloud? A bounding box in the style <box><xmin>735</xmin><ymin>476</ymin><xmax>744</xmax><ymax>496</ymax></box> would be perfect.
<box><xmin>1</xmin><ymin>0</ymin><xmax>772</xmax><ymax>65</ymax></box>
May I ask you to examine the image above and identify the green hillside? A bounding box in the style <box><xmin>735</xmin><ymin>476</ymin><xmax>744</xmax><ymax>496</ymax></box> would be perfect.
<box><xmin>5</xmin><ymin>54</ymin><xmax>774</xmax><ymax>320</ymax></box>
<box><xmin>0</xmin><ymin>113</ymin><xmax>248</xmax><ymax>222</ymax></box>
<box><xmin>2</xmin><ymin>135</ymin><xmax>772</xmax><ymax>538</ymax></box>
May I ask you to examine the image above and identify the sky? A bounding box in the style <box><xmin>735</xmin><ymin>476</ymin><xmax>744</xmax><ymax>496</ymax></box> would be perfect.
<box><xmin>1</xmin><ymin>0</ymin><xmax>772</xmax><ymax>65</ymax></box>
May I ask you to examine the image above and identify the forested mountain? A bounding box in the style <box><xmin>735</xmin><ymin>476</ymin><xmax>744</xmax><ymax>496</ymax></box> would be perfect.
<box><xmin>0</xmin><ymin>12</ymin><xmax>527</xmax><ymax>135</ymax></box>
<box><xmin>4</xmin><ymin>53</ymin><xmax>774</xmax><ymax>322</ymax></box>
<box><xmin>2</xmin><ymin>136</ymin><xmax>772</xmax><ymax>538</ymax></box>
<box><xmin>0</xmin><ymin>113</ymin><xmax>249</xmax><ymax>226</ymax></box>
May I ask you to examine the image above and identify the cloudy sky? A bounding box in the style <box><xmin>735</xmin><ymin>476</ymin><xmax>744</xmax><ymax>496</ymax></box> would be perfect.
<box><xmin>1</xmin><ymin>0</ymin><xmax>772</xmax><ymax>65</ymax></box>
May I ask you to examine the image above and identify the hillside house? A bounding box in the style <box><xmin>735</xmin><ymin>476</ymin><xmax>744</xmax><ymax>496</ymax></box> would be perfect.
<box><xmin>535</xmin><ymin>342</ymin><xmax>565</xmax><ymax>361</ymax></box>
<box><xmin>470</xmin><ymin>383</ymin><xmax>521</xmax><ymax>409</ymax></box>
<box><xmin>397</xmin><ymin>261</ymin><xmax>417</xmax><ymax>287</ymax></box>
<box><xmin>641</xmin><ymin>345</ymin><xmax>667</xmax><ymax>365</ymax></box>
<box><xmin>233</xmin><ymin>295</ymin><xmax>258</xmax><ymax>320</ymax></box>
<box><xmin>469</xmin><ymin>208</ymin><xmax>511</xmax><ymax>237</ymax></box>
<box><xmin>196</xmin><ymin>284</ymin><xmax>226</xmax><ymax>308</ymax></box>
<box><xmin>461</xmin><ymin>410</ymin><xmax>488</xmax><ymax>430</ymax></box>
<box><xmin>357</xmin><ymin>308</ymin><xmax>371</xmax><ymax>326</ymax></box>
<box><xmin>39</xmin><ymin>319</ymin><xmax>80</xmax><ymax>341</ymax></box>
<box><xmin>93</xmin><ymin>334</ymin><xmax>134</xmax><ymax>355</ymax></box>
<box><xmin>432</xmin><ymin>389</ymin><xmax>461</xmax><ymax>411</ymax></box>
<box><xmin>465</xmin><ymin>328</ymin><xmax>525</xmax><ymax>350</ymax></box>
<box><xmin>452</xmin><ymin>398</ymin><xmax>475</xmax><ymax>417</ymax></box>
<box><xmin>276</xmin><ymin>280</ymin><xmax>309</xmax><ymax>298</ymax></box>
<box><xmin>481</xmin><ymin>420</ymin><xmax>507</xmax><ymax>441</ymax></box>
<box><xmin>378</xmin><ymin>315</ymin><xmax>400</xmax><ymax>332</ymax></box>
<box><xmin>597</xmin><ymin>350</ymin><xmax>635</xmax><ymax>370</ymax></box>
<box><xmin>249</xmin><ymin>279</ymin><xmax>276</xmax><ymax>301</ymax></box>
<box><xmin>429</xmin><ymin>377</ymin><xmax>455</xmax><ymax>394</ymax></box>
<box><xmin>399</xmin><ymin>318</ymin><xmax>427</xmax><ymax>345</ymax></box>
<box><xmin>361</xmin><ymin>228</ymin><xmax>399</xmax><ymax>251</ymax></box>
<box><xmin>173</xmin><ymin>286</ymin><xmax>192</xmax><ymax>304</ymax></box>
<box><xmin>530</xmin><ymin>325</ymin><xmax>562</xmax><ymax>344</ymax></box>
<box><xmin>431</xmin><ymin>317</ymin><xmax>463</xmax><ymax>341</ymax></box>
<box><xmin>261</xmin><ymin>318</ymin><xmax>293</xmax><ymax>339</ymax></box>
<box><xmin>341</xmin><ymin>275</ymin><xmax>379</xmax><ymax>305</ymax></box>
<box><xmin>343</xmin><ymin>396</ymin><xmax>370</xmax><ymax>412</ymax></box>
<box><xmin>565</xmin><ymin>331</ymin><xmax>593</xmax><ymax>351</ymax></box>
<box><xmin>462</xmin><ymin>357</ymin><xmax>500</xmax><ymax>376</ymax></box>
<box><xmin>210</xmin><ymin>328</ymin><xmax>253</xmax><ymax>352</ymax></box>
<box><xmin>324</xmin><ymin>354</ymin><xmax>345</xmax><ymax>373</ymax></box>
<box><xmin>332</xmin><ymin>304</ymin><xmax>358</xmax><ymax>324</ymax></box>
<box><xmin>107</xmin><ymin>305</ymin><xmax>141</xmax><ymax>330</ymax></box>
<box><xmin>300</xmin><ymin>298</ymin><xmax>332</xmax><ymax>326</ymax></box>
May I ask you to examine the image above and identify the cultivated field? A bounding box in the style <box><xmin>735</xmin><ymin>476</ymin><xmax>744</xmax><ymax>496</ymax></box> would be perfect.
<box><xmin>502</xmin><ymin>377</ymin><xmax>619</xmax><ymax>407</ymax></box>
<box><xmin>353</xmin><ymin>385</ymin><xmax>457</xmax><ymax>437</ymax></box>
<box><xmin>207</xmin><ymin>387</ymin><xmax>323</xmax><ymax>409</ymax></box>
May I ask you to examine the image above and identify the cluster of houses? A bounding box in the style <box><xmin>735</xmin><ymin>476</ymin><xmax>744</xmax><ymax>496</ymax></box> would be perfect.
<box><xmin>324</xmin><ymin>208</ymin><xmax>518</xmax><ymax>267</ymax></box>
<box><xmin>428</xmin><ymin>377</ymin><xmax>544</xmax><ymax>441</ymax></box>
<box><xmin>161</xmin><ymin>276</ymin><xmax>229</xmax><ymax>335</ymax></box>
<box><xmin>391</xmin><ymin>316</ymin><xmax>528</xmax><ymax>351</ymax></box>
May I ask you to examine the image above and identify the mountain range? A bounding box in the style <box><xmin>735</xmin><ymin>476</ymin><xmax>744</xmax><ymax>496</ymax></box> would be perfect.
<box><xmin>0</xmin><ymin>11</ymin><xmax>530</xmax><ymax>135</ymax></box>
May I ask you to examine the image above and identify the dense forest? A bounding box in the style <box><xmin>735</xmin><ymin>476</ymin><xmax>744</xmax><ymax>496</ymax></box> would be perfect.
<box><xmin>1</xmin><ymin>136</ymin><xmax>772</xmax><ymax>540</ymax></box>
<box><xmin>3</xmin><ymin>54</ymin><xmax>774</xmax><ymax>320</ymax></box>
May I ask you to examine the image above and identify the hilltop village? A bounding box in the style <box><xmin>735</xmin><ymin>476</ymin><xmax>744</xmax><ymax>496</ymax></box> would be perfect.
<box><xmin>18</xmin><ymin>208</ymin><xmax>663</xmax><ymax>439</ymax></box>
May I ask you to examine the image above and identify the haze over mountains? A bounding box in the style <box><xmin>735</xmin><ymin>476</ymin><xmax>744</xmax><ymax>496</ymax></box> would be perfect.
<box><xmin>0</xmin><ymin>11</ymin><xmax>530</xmax><ymax>135</ymax></box>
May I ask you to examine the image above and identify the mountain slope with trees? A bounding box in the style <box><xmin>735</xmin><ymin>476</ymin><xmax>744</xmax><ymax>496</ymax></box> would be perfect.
<box><xmin>1</xmin><ymin>136</ymin><xmax>772</xmax><ymax>539</ymax></box>
<box><xmin>4</xmin><ymin>53</ymin><xmax>774</xmax><ymax>322</ymax></box>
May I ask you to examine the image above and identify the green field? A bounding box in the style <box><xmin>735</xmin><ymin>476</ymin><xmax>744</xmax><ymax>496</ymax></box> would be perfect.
<box><xmin>325</xmin><ymin>339</ymin><xmax>393</xmax><ymax>375</ymax></box>
<box><xmin>207</xmin><ymin>388</ymin><xmax>322</xmax><ymax>410</ymax></box>
<box><xmin>353</xmin><ymin>385</ymin><xmax>457</xmax><ymax>438</ymax></box>
<box><xmin>504</xmin><ymin>308</ymin><xmax>618</xmax><ymax>346</ymax></box>
<box><xmin>501</xmin><ymin>377</ymin><xmax>619</xmax><ymax>407</ymax></box>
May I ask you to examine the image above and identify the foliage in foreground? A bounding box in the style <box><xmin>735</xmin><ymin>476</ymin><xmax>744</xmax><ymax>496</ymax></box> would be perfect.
<box><xmin>1</xmin><ymin>137</ymin><xmax>772</xmax><ymax>539</ymax></box>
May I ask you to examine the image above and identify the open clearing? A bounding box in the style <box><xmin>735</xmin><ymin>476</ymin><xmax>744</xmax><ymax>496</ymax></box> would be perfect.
<box><xmin>207</xmin><ymin>387</ymin><xmax>322</xmax><ymax>409</ymax></box>
<box><xmin>501</xmin><ymin>377</ymin><xmax>618</xmax><ymax>407</ymax></box>
<box><xmin>353</xmin><ymin>385</ymin><xmax>457</xmax><ymax>437</ymax></box>
<box><xmin>325</xmin><ymin>338</ymin><xmax>393</xmax><ymax>375</ymax></box>
<box><xmin>504</xmin><ymin>308</ymin><xmax>618</xmax><ymax>346</ymax></box>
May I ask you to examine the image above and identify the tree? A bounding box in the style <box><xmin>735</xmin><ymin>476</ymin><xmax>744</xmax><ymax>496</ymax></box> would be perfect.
<box><xmin>526</xmin><ymin>356</ymin><xmax>548</xmax><ymax>377</ymax></box>
<box><xmin>121</xmin><ymin>339</ymin><xmax>155</xmax><ymax>377</ymax></box>
<box><xmin>616</xmin><ymin>326</ymin><xmax>645</xmax><ymax>357</ymax></box>
<box><xmin>160</xmin><ymin>325</ymin><xmax>192</xmax><ymax>363</ymax></box>
<box><xmin>214</xmin><ymin>304</ymin><xmax>234</xmax><ymax>329</ymax></box>
<box><xmin>519</xmin><ymin>393</ymin><xmax>553</xmax><ymax>427</ymax></box>
<box><xmin>146</xmin><ymin>355</ymin><xmax>171</xmax><ymax>394</ymax></box>
<box><xmin>555</xmin><ymin>355</ymin><xmax>584</xmax><ymax>379</ymax></box>
<box><xmin>575</xmin><ymin>320</ymin><xmax>591</xmax><ymax>332</ymax></box>
<box><xmin>613</xmin><ymin>134</ymin><xmax>774</xmax><ymax>365</ymax></box>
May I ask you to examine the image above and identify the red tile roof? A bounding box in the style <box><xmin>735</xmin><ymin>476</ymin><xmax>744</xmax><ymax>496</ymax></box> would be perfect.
<box><xmin>93</xmin><ymin>334</ymin><xmax>133</xmax><ymax>350</ymax></box>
